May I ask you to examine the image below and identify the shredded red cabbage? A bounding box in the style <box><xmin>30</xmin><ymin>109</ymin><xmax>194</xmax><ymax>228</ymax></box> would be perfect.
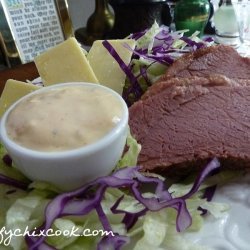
<box><xmin>198</xmin><ymin>166</ymin><xmax>219</xmax><ymax>215</ymax></box>
<box><xmin>104</xmin><ymin>25</ymin><xmax>213</xmax><ymax>105</ymax></box>
<box><xmin>26</xmin><ymin>236</ymin><xmax>56</xmax><ymax>250</ymax></box>
<box><xmin>102</xmin><ymin>40</ymin><xmax>143</xmax><ymax>102</ymax></box>
<box><xmin>0</xmin><ymin>155</ymin><xmax>29</xmax><ymax>190</ymax></box>
<box><xmin>129</xmin><ymin>26</ymin><xmax>211</xmax><ymax>65</ymax></box>
<box><xmin>198</xmin><ymin>185</ymin><xmax>217</xmax><ymax>215</ymax></box>
<box><xmin>202</xmin><ymin>185</ymin><xmax>217</xmax><ymax>203</ymax></box>
<box><xmin>0</xmin><ymin>173</ymin><xmax>28</xmax><ymax>190</ymax></box>
<box><xmin>180</xmin><ymin>37</ymin><xmax>206</xmax><ymax>50</ymax></box>
<box><xmin>203</xmin><ymin>36</ymin><xmax>214</xmax><ymax>43</ymax></box>
<box><xmin>128</xmin><ymin>30</ymin><xmax>147</xmax><ymax>40</ymax></box>
<box><xmin>26</xmin><ymin>158</ymin><xmax>220</xmax><ymax>250</ymax></box>
<box><xmin>2</xmin><ymin>154</ymin><xmax>12</xmax><ymax>166</ymax></box>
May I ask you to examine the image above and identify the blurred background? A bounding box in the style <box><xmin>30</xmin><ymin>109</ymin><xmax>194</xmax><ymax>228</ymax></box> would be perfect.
<box><xmin>68</xmin><ymin>0</ymin><xmax>95</xmax><ymax>32</ymax></box>
<box><xmin>1</xmin><ymin>0</ymin><xmax>249</xmax><ymax>70</ymax></box>
<box><xmin>68</xmin><ymin>0</ymin><xmax>220</xmax><ymax>32</ymax></box>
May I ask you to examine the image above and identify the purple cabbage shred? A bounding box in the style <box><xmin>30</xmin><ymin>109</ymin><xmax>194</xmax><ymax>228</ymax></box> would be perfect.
<box><xmin>2</xmin><ymin>154</ymin><xmax>12</xmax><ymax>166</ymax></box>
<box><xmin>0</xmin><ymin>155</ymin><xmax>29</xmax><ymax>190</ymax></box>
<box><xmin>0</xmin><ymin>173</ymin><xmax>29</xmax><ymax>190</ymax></box>
<box><xmin>103</xmin><ymin>25</ymin><xmax>213</xmax><ymax>105</ymax></box>
<box><xmin>25</xmin><ymin>158</ymin><xmax>220</xmax><ymax>250</ymax></box>
<box><xmin>102</xmin><ymin>40</ymin><xmax>143</xmax><ymax>103</ymax></box>
<box><xmin>198</xmin><ymin>185</ymin><xmax>217</xmax><ymax>215</ymax></box>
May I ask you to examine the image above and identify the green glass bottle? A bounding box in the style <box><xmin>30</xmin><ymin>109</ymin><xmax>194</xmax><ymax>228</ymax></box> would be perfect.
<box><xmin>174</xmin><ymin>0</ymin><xmax>210</xmax><ymax>37</ymax></box>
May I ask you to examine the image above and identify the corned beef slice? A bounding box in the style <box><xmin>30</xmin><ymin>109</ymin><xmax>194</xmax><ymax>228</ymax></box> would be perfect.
<box><xmin>142</xmin><ymin>76</ymin><xmax>247</xmax><ymax>100</ymax></box>
<box><xmin>129</xmin><ymin>78</ymin><xmax>250</xmax><ymax>173</ymax></box>
<box><xmin>161</xmin><ymin>45</ymin><xmax>250</xmax><ymax>81</ymax></box>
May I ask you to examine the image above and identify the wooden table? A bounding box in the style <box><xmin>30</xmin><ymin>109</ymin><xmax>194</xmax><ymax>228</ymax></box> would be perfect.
<box><xmin>0</xmin><ymin>62</ymin><xmax>39</xmax><ymax>93</ymax></box>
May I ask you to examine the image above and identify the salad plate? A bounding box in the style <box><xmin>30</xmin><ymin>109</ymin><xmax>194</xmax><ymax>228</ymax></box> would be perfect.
<box><xmin>0</xmin><ymin>23</ymin><xmax>250</xmax><ymax>250</ymax></box>
<box><xmin>184</xmin><ymin>173</ymin><xmax>250</xmax><ymax>250</ymax></box>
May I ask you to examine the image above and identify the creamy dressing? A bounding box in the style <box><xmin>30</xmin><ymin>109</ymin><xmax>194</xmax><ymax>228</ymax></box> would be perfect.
<box><xmin>185</xmin><ymin>173</ymin><xmax>250</xmax><ymax>250</ymax></box>
<box><xmin>6</xmin><ymin>85</ymin><xmax>123</xmax><ymax>151</ymax></box>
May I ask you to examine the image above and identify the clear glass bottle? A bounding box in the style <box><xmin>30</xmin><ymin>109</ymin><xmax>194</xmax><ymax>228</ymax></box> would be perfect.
<box><xmin>213</xmin><ymin>0</ymin><xmax>240</xmax><ymax>46</ymax></box>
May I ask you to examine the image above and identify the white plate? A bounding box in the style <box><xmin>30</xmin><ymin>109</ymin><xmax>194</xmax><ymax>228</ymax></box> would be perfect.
<box><xmin>185</xmin><ymin>173</ymin><xmax>250</xmax><ymax>250</ymax></box>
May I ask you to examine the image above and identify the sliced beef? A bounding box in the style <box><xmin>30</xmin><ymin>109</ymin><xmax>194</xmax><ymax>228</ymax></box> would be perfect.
<box><xmin>129</xmin><ymin>78</ymin><xmax>250</xmax><ymax>174</ymax></box>
<box><xmin>161</xmin><ymin>45</ymin><xmax>250</xmax><ymax>82</ymax></box>
<box><xmin>142</xmin><ymin>75</ymin><xmax>247</xmax><ymax>100</ymax></box>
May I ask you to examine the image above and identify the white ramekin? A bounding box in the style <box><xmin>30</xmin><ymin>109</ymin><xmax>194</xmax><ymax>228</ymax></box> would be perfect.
<box><xmin>0</xmin><ymin>82</ymin><xmax>128</xmax><ymax>190</ymax></box>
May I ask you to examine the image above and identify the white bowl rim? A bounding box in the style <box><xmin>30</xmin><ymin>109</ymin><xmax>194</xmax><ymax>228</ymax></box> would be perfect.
<box><xmin>0</xmin><ymin>82</ymin><xmax>128</xmax><ymax>159</ymax></box>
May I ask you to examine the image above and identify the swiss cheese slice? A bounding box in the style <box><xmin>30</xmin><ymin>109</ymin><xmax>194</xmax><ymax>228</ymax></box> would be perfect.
<box><xmin>0</xmin><ymin>79</ymin><xmax>40</xmax><ymax>117</ymax></box>
<box><xmin>34</xmin><ymin>38</ymin><xmax>99</xmax><ymax>86</ymax></box>
<box><xmin>87</xmin><ymin>39</ymin><xmax>136</xmax><ymax>94</ymax></box>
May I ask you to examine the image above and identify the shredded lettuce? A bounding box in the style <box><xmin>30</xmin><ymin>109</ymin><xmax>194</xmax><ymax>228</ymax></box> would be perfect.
<box><xmin>135</xmin><ymin>22</ymin><xmax>161</xmax><ymax>51</ymax></box>
<box><xmin>0</xmin><ymin>146</ymin><xmax>231</xmax><ymax>250</ymax></box>
<box><xmin>133</xmin><ymin>210</ymin><xmax>208</xmax><ymax>250</ymax></box>
<box><xmin>5</xmin><ymin>195</ymin><xmax>47</xmax><ymax>250</ymax></box>
<box><xmin>116</xmin><ymin>128</ymin><xmax>141</xmax><ymax>169</ymax></box>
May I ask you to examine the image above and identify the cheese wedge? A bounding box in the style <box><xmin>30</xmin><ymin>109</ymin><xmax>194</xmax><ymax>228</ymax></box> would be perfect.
<box><xmin>0</xmin><ymin>79</ymin><xmax>40</xmax><ymax>117</ymax></box>
<box><xmin>87</xmin><ymin>39</ymin><xmax>136</xmax><ymax>94</ymax></box>
<box><xmin>34</xmin><ymin>38</ymin><xmax>99</xmax><ymax>86</ymax></box>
